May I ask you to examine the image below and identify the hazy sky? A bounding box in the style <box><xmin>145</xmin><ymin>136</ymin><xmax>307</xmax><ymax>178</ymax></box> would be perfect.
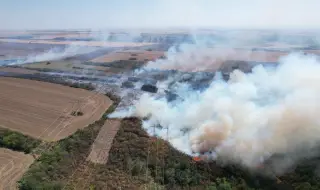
<box><xmin>1</xmin><ymin>0</ymin><xmax>320</xmax><ymax>30</ymax></box>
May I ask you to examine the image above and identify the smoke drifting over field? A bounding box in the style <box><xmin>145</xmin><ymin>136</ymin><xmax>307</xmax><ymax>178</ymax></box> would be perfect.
<box><xmin>111</xmin><ymin>52</ymin><xmax>320</xmax><ymax>174</ymax></box>
<box><xmin>22</xmin><ymin>45</ymin><xmax>97</xmax><ymax>64</ymax></box>
<box><xmin>144</xmin><ymin>45</ymin><xmax>259</xmax><ymax>72</ymax></box>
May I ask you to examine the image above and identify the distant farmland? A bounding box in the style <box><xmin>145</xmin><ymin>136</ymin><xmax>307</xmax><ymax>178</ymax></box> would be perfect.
<box><xmin>91</xmin><ymin>50</ymin><xmax>165</xmax><ymax>63</ymax></box>
<box><xmin>0</xmin><ymin>77</ymin><xmax>112</xmax><ymax>141</ymax></box>
<box><xmin>0</xmin><ymin>39</ymin><xmax>155</xmax><ymax>48</ymax></box>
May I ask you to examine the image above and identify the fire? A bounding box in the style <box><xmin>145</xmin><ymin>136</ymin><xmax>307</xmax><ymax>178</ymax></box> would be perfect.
<box><xmin>193</xmin><ymin>156</ymin><xmax>202</xmax><ymax>162</ymax></box>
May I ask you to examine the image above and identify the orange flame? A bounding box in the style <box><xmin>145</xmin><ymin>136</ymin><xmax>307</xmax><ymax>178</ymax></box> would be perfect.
<box><xmin>193</xmin><ymin>156</ymin><xmax>201</xmax><ymax>162</ymax></box>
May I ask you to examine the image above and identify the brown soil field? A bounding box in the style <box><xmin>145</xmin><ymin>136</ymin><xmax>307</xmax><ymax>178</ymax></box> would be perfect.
<box><xmin>0</xmin><ymin>148</ymin><xmax>34</xmax><ymax>190</ymax></box>
<box><xmin>93</xmin><ymin>48</ymin><xmax>320</xmax><ymax>67</ymax></box>
<box><xmin>23</xmin><ymin>61</ymin><xmax>110</xmax><ymax>72</ymax></box>
<box><xmin>0</xmin><ymin>67</ymin><xmax>39</xmax><ymax>74</ymax></box>
<box><xmin>34</xmin><ymin>33</ymin><xmax>92</xmax><ymax>40</ymax></box>
<box><xmin>0</xmin><ymin>77</ymin><xmax>112</xmax><ymax>141</ymax></box>
<box><xmin>0</xmin><ymin>39</ymin><xmax>155</xmax><ymax>48</ymax></box>
<box><xmin>87</xmin><ymin>119</ymin><xmax>121</xmax><ymax>164</ymax></box>
<box><xmin>91</xmin><ymin>50</ymin><xmax>165</xmax><ymax>63</ymax></box>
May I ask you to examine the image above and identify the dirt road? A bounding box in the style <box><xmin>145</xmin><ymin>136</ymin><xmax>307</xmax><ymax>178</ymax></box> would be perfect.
<box><xmin>87</xmin><ymin>119</ymin><xmax>121</xmax><ymax>164</ymax></box>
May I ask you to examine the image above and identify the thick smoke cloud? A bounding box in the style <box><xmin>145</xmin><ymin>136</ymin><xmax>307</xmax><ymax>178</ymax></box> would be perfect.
<box><xmin>111</xmin><ymin>52</ymin><xmax>320</xmax><ymax>174</ymax></box>
<box><xmin>142</xmin><ymin>30</ymin><xmax>320</xmax><ymax>72</ymax></box>
<box><xmin>144</xmin><ymin>45</ymin><xmax>257</xmax><ymax>72</ymax></box>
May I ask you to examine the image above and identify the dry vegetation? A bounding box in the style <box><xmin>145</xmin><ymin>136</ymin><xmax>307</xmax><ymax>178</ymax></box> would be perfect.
<box><xmin>68</xmin><ymin>118</ymin><xmax>320</xmax><ymax>190</ymax></box>
<box><xmin>0</xmin><ymin>77</ymin><xmax>112</xmax><ymax>141</ymax></box>
<box><xmin>65</xmin><ymin>118</ymin><xmax>245</xmax><ymax>190</ymax></box>
<box><xmin>66</xmin><ymin>118</ymin><xmax>240</xmax><ymax>190</ymax></box>
<box><xmin>17</xmin><ymin>108</ymin><xmax>320</xmax><ymax>190</ymax></box>
<box><xmin>23</xmin><ymin>61</ymin><xmax>110</xmax><ymax>73</ymax></box>
<box><xmin>0</xmin><ymin>67</ymin><xmax>39</xmax><ymax>74</ymax></box>
<box><xmin>91</xmin><ymin>50</ymin><xmax>165</xmax><ymax>63</ymax></box>
<box><xmin>34</xmin><ymin>33</ymin><xmax>92</xmax><ymax>40</ymax></box>
<box><xmin>0</xmin><ymin>148</ymin><xmax>34</xmax><ymax>190</ymax></box>
<box><xmin>18</xmin><ymin>93</ymin><xmax>120</xmax><ymax>190</ymax></box>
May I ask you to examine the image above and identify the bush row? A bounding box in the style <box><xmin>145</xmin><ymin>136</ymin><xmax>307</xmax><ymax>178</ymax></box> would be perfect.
<box><xmin>0</xmin><ymin>128</ymin><xmax>41</xmax><ymax>153</ymax></box>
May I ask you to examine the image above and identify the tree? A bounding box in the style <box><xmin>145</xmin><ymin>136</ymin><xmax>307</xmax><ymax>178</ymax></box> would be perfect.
<box><xmin>295</xmin><ymin>182</ymin><xmax>312</xmax><ymax>190</ymax></box>
<box><xmin>3</xmin><ymin>133</ymin><xmax>24</xmax><ymax>151</ymax></box>
<box><xmin>206</xmin><ymin>178</ymin><xmax>233</xmax><ymax>190</ymax></box>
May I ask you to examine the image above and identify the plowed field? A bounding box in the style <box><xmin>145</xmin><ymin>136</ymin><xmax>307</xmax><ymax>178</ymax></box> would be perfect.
<box><xmin>0</xmin><ymin>77</ymin><xmax>112</xmax><ymax>141</ymax></box>
<box><xmin>0</xmin><ymin>148</ymin><xmax>34</xmax><ymax>190</ymax></box>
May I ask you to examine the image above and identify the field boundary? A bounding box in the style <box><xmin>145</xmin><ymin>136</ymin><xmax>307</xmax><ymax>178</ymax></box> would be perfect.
<box><xmin>86</xmin><ymin>119</ymin><xmax>121</xmax><ymax>164</ymax></box>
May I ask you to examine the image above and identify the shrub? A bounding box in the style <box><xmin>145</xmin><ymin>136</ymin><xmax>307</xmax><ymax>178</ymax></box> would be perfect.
<box><xmin>71</xmin><ymin>111</ymin><xmax>84</xmax><ymax>116</ymax></box>
<box><xmin>18</xmin><ymin>119</ymin><xmax>104</xmax><ymax>189</ymax></box>
<box><xmin>131</xmin><ymin>159</ymin><xmax>147</xmax><ymax>176</ymax></box>
<box><xmin>0</xmin><ymin>129</ymin><xmax>41</xmax><ymax>153</ymax></box>
<box><xmin>18</xmin><ymin>95</ymin><xmax>117</xmax><ymax>189</ymax></box>
<box><xmin>206</xmin><ymin>178</ymin><xmax>233</xmax><ymax>190</ymax></box>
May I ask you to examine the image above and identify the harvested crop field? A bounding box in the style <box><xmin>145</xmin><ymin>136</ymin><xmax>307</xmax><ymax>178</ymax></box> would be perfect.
<box><xmin>33</xmin><ymin>33</ymin><xmax>92</xmax><ymax>40</ymax></box>
<box><xmin>0</xmin><ymin>148</ymin><xmax>34</xmax><ymax>190</ymax></box>
<box><xmin>0</xmin><ymin>39</ymin><xmax>155</xmax><ymax>48</ymax></box>
<box><xmin>91</xmin><ymin>50</ymin><xmax>165</xmax><ymax>63</ymax></box>
<box><xmin>23</xmin><ymin>60</ymin><xmax>110</xmax><ymax>72</ymax></box>
<box><xmin>0</xmin><ymin>77</ymin><xmax>112</xmax><ymax>141</ymax></box>
<box><xmin>87</xmin><ymin>119</ymin><xmax>121</xmax><ymax>164</ymax></box>
<box><xmin>0</xmin><ymin>67</ymin><xmax>39</xmax><ymax>75</ymax></box>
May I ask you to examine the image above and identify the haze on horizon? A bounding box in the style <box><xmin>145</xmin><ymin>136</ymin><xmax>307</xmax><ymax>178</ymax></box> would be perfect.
<box><xmin>1</xmin><ymin>0</ymin><xmax>320</xmax><ymax>30</ymax></box>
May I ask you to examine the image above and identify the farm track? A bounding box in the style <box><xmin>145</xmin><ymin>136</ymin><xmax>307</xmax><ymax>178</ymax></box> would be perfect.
<box><xmin>87</xmin><ymin>119</ymin><xmax>121</xmax><ymax>164</ymax></box>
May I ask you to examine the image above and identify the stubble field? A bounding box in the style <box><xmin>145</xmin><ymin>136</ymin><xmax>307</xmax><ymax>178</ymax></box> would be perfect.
<box><xmin>0</xmin><ymin>77</ymin><xmax>112</xmax><ymax>141</ymax></box>
<box><xmin>0</xmin><ymin>148</ymin><xmax>34</xmax><ymax>190</ymax></box>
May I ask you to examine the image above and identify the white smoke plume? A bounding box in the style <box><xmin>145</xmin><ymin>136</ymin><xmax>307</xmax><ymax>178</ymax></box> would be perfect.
<box><xmin>21</xmin><ymin>44</ymin><xmax>97</xmax><ymax>64</ymax></box>
<box><xmin>112</xmin><ymin>52</ymin><xmax>320</xmax><ymax>174</ymax></box>
<box><xmin>7</xmin><ymin>30</ymin><xmax>146</xmax><ymax>66</ymax></box>
<box><xmin>143</xmin><ymin>45</ymin><xmax>277</xmax><ymax>72</ymax></box>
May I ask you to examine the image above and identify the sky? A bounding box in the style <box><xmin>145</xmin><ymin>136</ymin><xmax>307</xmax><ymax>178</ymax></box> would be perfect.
<box><xmin>1</xmin><ymin>0</ymin><xmax>320</xmax><ymax>30</ymax></box>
